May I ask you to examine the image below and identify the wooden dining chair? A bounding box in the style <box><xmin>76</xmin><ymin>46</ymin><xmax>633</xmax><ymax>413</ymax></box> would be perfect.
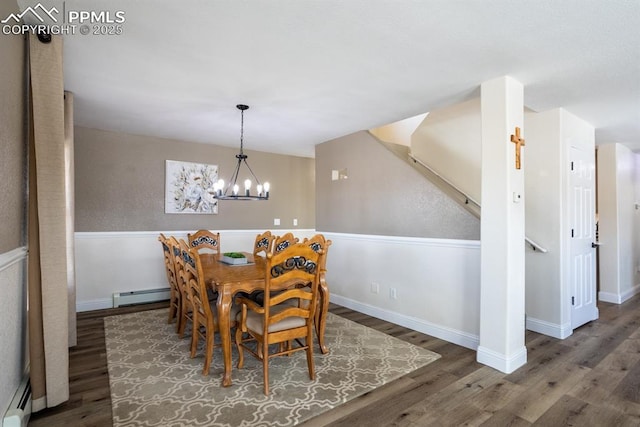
<box><xmin>235</xmin><ymin>242</ymin><xmax>322</xmax><ymax>395</ymax></box>
<box><xmin>253</xmin><ymin>230</ymin><xmax>275</xmax><ymax>257</ymax></box>
<box><xmin>188</xmin><ymin>229</ymin><xmax>221</xmax><ymax>254</ymax></box>
<box><xmin>158</xmin><ymin>234</ymin><xmax>181</xmax><ymax>330</ymax></box>
<box><xmin>303</xmin><ymin>234</ymin><xmax>332</xmax><ymax>353</ymax></box>
<box><xmin>174</xmin><ymin>239</ymin><xmax>195</xmax><ymax>339</ymax></box>
<box><xmin>272</xmin><ymin>232</ymin><xmax>299</xmax><ymax>254</ymax></box>
<box><xmin>181</xmin><ymin>246</ymin><xmax>228</xmax><ymax>376</ymax></box>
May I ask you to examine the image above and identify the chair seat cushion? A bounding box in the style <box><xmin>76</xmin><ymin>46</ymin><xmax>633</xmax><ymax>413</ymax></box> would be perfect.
<box><xmin>245</xmin><ymin>304</ymin><xmax>306</xmax><ymax>333</ymax></box>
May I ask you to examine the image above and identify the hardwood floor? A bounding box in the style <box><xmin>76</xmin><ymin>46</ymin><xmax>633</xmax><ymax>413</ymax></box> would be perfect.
<box><xmin>29</xmin><ymin>296</ymin><xmax>640</xmax><ymax>426</ymax></box>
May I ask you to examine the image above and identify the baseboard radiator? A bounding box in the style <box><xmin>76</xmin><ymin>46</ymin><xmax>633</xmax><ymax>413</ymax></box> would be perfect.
<box><xmin>112</xmin><ymin>288</ymin><xmax>170</xmax><ymax>308</ymax></box>
<box><xmin>3</xmin><ymin>374</ymin><xmax>31</xmax><ymax>427</ymax></box>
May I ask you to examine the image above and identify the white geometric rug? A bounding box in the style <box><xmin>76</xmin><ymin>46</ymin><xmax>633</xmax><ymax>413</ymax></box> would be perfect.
<box><xmin>105</xmin><ymin>309</ymin><xmax>440</xmax><ymax>427</ymax></box>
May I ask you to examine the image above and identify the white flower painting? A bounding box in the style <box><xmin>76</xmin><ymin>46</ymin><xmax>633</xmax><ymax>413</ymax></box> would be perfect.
<box><xmin>165</xmin><ymin>160</ymin><xmax>218</xmax><ymax>214</ymax></box>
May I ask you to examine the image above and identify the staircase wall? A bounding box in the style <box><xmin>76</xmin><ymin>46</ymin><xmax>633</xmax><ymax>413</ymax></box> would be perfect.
<box><xmin>411</xmin><ymin>98</ymin><xmax>482</xmax><ymax>203</ymax></box>
<box><xmin>315</xmin><ymin>130</ymin><xmax>480</xmax><ymax>240</ymax></box>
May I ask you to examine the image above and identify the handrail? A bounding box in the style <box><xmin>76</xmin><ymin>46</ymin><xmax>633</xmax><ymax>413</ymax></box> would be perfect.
<box><xmin>525</xmin><ymin>236</ymin><xmax>548</xmax><ymax>253</ymax></box>
<box><xmin>408</xmin><ymin>152</ymin><xmax>481</xmax><ymax>209</ymax></box>
<box><xmin>369</xmin><ymin>131</ymin><xmax>548</xmax><ymax>254</ymax></box>
<box><xmin>413</xmin><ymin>152</ymin><xmax>548</xmax><ymax>253</ymax></box>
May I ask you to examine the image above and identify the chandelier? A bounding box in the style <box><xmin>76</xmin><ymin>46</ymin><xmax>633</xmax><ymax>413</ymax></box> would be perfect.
<box><xmin>213</xmin><ymin>104</ymin><xmax>270</xmax><ymax>200</ymax></box>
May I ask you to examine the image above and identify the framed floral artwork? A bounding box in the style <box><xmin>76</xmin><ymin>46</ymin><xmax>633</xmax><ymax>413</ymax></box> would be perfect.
<box><xmin>165</xmin><ymin>160</ymin><xmax>218</xmax><ymax>214</ymax></box>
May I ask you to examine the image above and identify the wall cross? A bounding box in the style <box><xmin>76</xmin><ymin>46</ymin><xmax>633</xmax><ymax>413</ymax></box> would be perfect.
<box><xmin>510</xmin><ymin>127</ymin><xmax>525</xmax><ymax>170</ymax></box>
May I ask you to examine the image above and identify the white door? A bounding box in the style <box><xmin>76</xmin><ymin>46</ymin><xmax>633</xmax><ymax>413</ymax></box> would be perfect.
<box><xmin>570</xmin><ymin>146</ymin><xmax>598</xmax><ymax>329</ymax></box>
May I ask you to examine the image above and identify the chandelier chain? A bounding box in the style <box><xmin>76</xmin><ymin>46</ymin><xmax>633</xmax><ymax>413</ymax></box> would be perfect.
<box><xmin>239</xmin><ymin>108</ymin><xmax>244</xmax><ymax>155</ymax></box>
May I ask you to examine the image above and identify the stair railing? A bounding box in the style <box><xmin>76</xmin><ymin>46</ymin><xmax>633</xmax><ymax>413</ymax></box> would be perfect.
<box><xmin>369</xmin><ymin>131</ymin><xmax>548</xmax><ymax>253</ymax></box>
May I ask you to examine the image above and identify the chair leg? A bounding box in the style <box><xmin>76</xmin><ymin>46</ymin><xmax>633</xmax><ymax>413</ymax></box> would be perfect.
<box><xmin>190</xmin><ymin>314</ymin><xmax>199</xmax><ymax>358</ymax></box>
<box><xmin>316</xmin><ymin>277</ymin><xmax>330</xmax><ymax>354</ymax></box>
<box><xmin>168</xmin><ymin>302</ymin><xmax>176</xmax><ymax>324</ymax></box>
<box><xmin>235</xmin><ymin>328</ymin><xmax>245</xmax><ymax>369</ymax></box>
<box><xmin>178</xmin><ymin>301</ymin><xmax>189</xmax><ymax>338</ymax></box>
<box><xmin>306</xmin><ymin>332</ymin><xmax>315</xmax><ymax>380</ymax></box>
<box><xmin>203</xmin><ymin>325</ymin><xmax>214</xmax><ymax>376</ymax></box>
<box><xmin>263</xmin><ymin>340</ymin><xmax>270</xmax><ymax>395</ymax></box>
<box><xmin>175</xmin><ymin>306</ymin><xmax>183</xmax><ymax>334</ymax></box>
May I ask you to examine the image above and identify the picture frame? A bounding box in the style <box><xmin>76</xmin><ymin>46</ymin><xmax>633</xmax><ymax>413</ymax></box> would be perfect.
<box><xmin>165</xmin><ymin>160</ymin><xmax>218</xmax><ymax>214</ymax></box>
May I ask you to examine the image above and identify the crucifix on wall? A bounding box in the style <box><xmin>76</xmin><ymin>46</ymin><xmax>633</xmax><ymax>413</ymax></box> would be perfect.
<box><xmin>510</xmin><ymin>127</ymin><xmax>525</xmax><ymax>170</ymax></box>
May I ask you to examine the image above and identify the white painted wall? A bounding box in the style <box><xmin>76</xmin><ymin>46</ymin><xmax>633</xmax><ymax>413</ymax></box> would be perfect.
<box><xmin>523</xmin><ymin>110</ymin><xmax>564</xmax><ymax>332</ymax></box>
<box><xmin>0</xmin><ymin>248</ymin><xmax>28</xmax><ymax>419</ymax></box>
<box><xmin>74</xmin><ymin>229</ymin><xmax>316</xmax><ymax>312</ymax></box>
<box><xmin>598</xmin><ymin>143</ymin><xmax>640</xmax><ymax>302</ymax></box>
<box><xmin>369</xmin><ymin>112</ymin><xmax>429</xmax><ymax>147</ymax></box>
<box><xmin>75</xmin><ymin>230</ymin><xmax>482</xmax><ymax>350</ymax></box>
<box><xmin>477</xmin><ymin>76</ymin><xmax>526</xmax><ymax>373</ymax></box>
<box><xmin>524</xmin><ymin>108</ymin><xmax>595</xmax><ymax>338</ymax></box>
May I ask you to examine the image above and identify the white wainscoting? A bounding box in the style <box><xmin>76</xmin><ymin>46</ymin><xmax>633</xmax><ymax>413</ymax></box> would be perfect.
<box><xmin>75</xmin><ymin>230</ymin><xmax>482</xmax><ymax>350</ymax></box>
<box><xmin>321</xmin><ymin>232</ymin><xmax>481</xmax><ymax>350</ymax></box>
<box><xmin>74</xmin><ymin>229</ymin><xmax>316</xmax><ymax>312</ymax></box>
<box><xmin>0</xmin><ymin>246</ymin><xmax>28</xmax><ymax>420</ymax></box>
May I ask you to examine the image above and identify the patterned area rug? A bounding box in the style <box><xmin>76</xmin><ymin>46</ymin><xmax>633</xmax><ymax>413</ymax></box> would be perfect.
<box><xmin>105</xmin><ymin>309</ymin><xmax>440</xmax><ymax>426</ymax></box>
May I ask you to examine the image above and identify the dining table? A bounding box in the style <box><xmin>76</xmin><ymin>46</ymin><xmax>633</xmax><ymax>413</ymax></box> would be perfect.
<box><xmin>199</xmin><ymin>251</ymin><xmax>330</xmax><ymax>387</ymax></box>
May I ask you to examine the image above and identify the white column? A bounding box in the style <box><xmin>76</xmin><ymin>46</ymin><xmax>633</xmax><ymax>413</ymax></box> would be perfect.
<box><xmin>477</xmin><ymin>76</ymin><xmax>527</xmax><ymax>373</ymax></box>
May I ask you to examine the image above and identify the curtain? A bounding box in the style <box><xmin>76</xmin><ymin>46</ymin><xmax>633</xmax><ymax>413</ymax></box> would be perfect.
<box><xmin>28</xmin><ymin>33</ymin><xmax>71</xmax><ymax>411</ymax></box>
<box><xmin>64</xmin><ymin>91</ymin><xmax>77</xmax><ymax>347</ymax></box>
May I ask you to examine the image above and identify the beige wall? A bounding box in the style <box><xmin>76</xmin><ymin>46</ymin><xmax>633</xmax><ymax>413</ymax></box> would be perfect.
<box><xmin>315</xmin><ymin>131</ymin><xmax>480</xmax><ymax>239</ymax></box>
<box><xmin>0</xmin><ymin>21</ymin><xmax>26</xmax><ymax>253</ymax></box>
<box><xmin>74</xmin><ymin>127</ymin><xmax>315</xmax><ymax>232</ymax></box>
<box><xmin>0</xmin><ymin>0</ymin><xmax>28</xmax><ymax>418</ymax></box>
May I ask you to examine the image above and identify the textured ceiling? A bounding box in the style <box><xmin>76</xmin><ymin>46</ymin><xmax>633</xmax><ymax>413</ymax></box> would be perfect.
<box><xmin>18</xmin><ymin>0</ymin><xmax>640</xmax><ymax>157</ymax></box>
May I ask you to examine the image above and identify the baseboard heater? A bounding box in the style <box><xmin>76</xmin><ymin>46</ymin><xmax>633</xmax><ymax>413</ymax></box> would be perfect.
<box><xmin>112</xmin><ymin>288</ymin><xmax>170</xmax><ymax>308</ymax></box>
<box><xmin>3</xmin><ymin>373</ymin><xmax>31</xmax><ymax>427</ymax></box>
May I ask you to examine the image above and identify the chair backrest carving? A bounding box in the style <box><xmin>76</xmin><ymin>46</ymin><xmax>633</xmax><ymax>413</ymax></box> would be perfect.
<box><xmin>303</xmin><ymin>234</ymin><xmax>332</xmax><ymax>272</ymax></box>
<box><xmin>253</xmin><ymin>230</ymin><xmax>275</xmax><ymax>257</ymax></box>
<box><xmin>263</xmin><ymin>242</ymin><xmax>322</xmax><ymax>317</ymax></box>
<box><xmin>273</xmin><ymin>232</ymin><xmax>299</xmax><ymax>254</ymax></box>
<box><xmin>188</xmin><ymin>230</ymin><xmax>221</xmax><ymax>254</ymax></box>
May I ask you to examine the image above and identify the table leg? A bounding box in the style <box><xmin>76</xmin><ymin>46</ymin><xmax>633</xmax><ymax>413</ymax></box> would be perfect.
<box><xmin>217</xmin><ymin>287</ymin><xmax>234</xmax><ymax>387</ymax></box>
<box><xmin>316</xmin><ymin>274</ymin><xmax>330</xmax><ymax>354</ymax></box>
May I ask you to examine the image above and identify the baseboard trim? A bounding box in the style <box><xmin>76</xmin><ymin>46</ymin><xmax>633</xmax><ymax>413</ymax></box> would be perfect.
<box><xmin>476</xmin><ymin>345</ymin><xmax>527</xmax><ymax>374</ymax></box>
<box><xmin>599</xmin><ymin>284</ymin><xmax>640</xmax><ymax>304</ymax></box>
<box><xmin>331</xmin><ymin>294</ymin><xmax>479</xmax><ymax>350</ymax></box>
<box><xmin>526</xmin><ymin>316</ymin><xmax>572</xmax><ymax>339</ymax></box>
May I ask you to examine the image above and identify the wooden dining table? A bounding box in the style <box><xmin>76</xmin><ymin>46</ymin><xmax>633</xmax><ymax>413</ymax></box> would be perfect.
<box><xmin>199</xmin><ymin>252</ymin><xmax>330</xmax><ymax>387</ymax></box>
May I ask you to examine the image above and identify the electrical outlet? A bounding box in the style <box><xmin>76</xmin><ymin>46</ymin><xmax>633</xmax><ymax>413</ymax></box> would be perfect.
<box><xmin>293</xmin><ymin>218</ymin><xmax>298</xmax><ymax>226</ymax></box>
<box><xmin>274</xmin><ymin>218</ymin><xmax>280</xmax><ymax>226</ymax></box>
<box><xmin>389</xmin><ymin>287</ymin><xmax>397</xmax><ymax>300</ymax></box>
<box><xmin>371</xmin><ymin>282</ymin><xmax>379</xmax><ymax>294</ymax></box>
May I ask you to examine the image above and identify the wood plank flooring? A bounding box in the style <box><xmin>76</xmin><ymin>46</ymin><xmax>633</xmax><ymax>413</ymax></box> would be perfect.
<box><xmin>28</xmin><ymin>296</ymin><xmax>640</xmax><ymax>426</ymax></box>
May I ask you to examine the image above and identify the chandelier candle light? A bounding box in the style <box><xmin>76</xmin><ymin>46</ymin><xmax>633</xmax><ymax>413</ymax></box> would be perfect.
<box><xmin>213</xmin><ymin>104</ymin><xmax>270</xmax><ymax>200</ymax></box>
